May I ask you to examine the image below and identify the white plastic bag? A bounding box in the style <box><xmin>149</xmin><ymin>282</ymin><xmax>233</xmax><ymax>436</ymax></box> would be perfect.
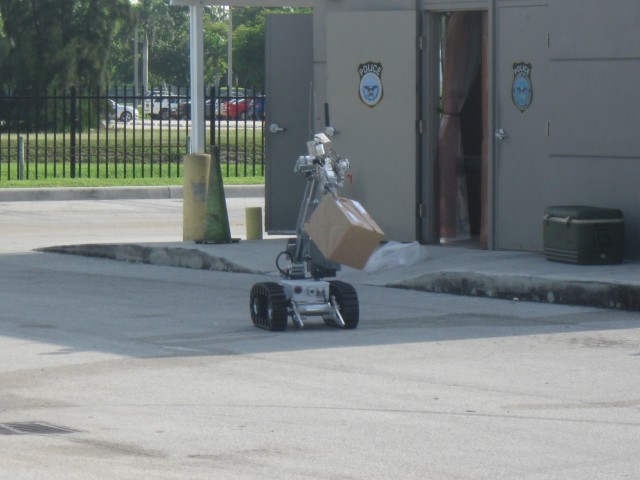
<box><xmin>364</xmin><ymin>241</ymin><xmax>429</xmax><ymax>272</ymax></box>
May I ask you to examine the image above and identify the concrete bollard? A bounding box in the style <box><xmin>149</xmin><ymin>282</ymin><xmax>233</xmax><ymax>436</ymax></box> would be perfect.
<box><xmin>245</xmin><ymin>207</ymin><xmax>263</xmax><ymax>240</ymax></box>
<box><xmin>183</xmin><ymin>154</ymin><xmax>210</xmax><ymax>241</ymax></box>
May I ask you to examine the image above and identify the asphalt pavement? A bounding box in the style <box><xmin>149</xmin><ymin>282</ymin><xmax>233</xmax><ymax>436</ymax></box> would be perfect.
<box><xmin>2</xmin><ymin>184</ymin><xmax>640</xmax><ymax>311</ymax></box>
<box><xmin>2</xmin><ymin>185</ymin><xmax>640</xmax><ymax>479</ymax></box>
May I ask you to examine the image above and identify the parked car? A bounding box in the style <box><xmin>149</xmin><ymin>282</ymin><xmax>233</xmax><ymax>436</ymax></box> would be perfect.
<box><xmin>174</xmin><ymin>99</ymin><xmax>216</xmax><ymax>120</ymax></box>
<box><xmin>143</xmin><ymin>90</ymin><xmax>181</xmax><ymax>120</ymax></box>
<box><xmin>173</xmin><ymin>101</ymin><xmax>190</xmax><ymax>120</ymax></box>
<box><xmin>249</xmin><ymin>96</ymin><xmax>265</xmax><ymax>120</ymax></box>
<box><xmin>108</xmin><ymin>100</ymin><xmax>139</xmax><ymax>123</ymax></box>
<box><xmin>171</xmin><ymin>88</ymin><xmax>260</xmax><ymax>120</ymax></box>
<box><xmin>216</xmin><ymin>87</ymin><xmax>256</xmax><ymax>119</ymax></box>
<box><xmin>220</xmin><ymin>98</ymin><xmax>253</xmax><ymax>119</ymax></box>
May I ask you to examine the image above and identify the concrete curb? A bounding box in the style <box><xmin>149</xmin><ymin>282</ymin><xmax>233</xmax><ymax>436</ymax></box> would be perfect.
<box><xmin>38</xmin><ymin>244</ymin><xmax>260</xmax><ymax>274</ymax></box>
<box><xmin>391</xmin><ymin>271</ymin><xmax>640</xmax><ymax>311</ymax></box>
<box><xmin>38</xmin><ymin>242</ymin><xmax>640</xmax><ymax>312</ymax></box>
<box><xmin>0</xmin><ymin>184</ymin><xmax>264</xmax><ymax>202</ymax></box>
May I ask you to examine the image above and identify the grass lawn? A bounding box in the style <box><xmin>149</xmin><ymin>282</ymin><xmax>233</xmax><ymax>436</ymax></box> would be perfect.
<box><xmin>0</xmin><ymin>175</ymin><xmax>264</xmax><ymax>189</ymax></box>
<box><xmin>0</xmin><ymin>125</ymin><xmax>265</xmax><ymax>188</ymax></box>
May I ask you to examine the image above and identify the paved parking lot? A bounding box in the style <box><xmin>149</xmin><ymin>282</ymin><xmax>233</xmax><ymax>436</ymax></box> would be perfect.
<box><xmin>0</xmin><ymin>196</ymin><xmax>266</xmax><ymax>254</ymax></box>
<box><xmin>1</xmin><ymin>196</ymin><xmax>639</xmax><ymax>479</ymax></box>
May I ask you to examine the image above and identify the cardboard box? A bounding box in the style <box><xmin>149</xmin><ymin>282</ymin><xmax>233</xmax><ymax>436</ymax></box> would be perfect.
<box><xmin>304</xmin><ymin>196</ymin><xmax>384</xmax><ymax>270</ymax></box>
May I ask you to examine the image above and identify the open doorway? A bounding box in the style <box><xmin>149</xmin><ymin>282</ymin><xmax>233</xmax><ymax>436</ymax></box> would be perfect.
<box><xmin>433</xmin><ymin>11</ymin><xmax>489</xmax><ymax>248</ymax></box>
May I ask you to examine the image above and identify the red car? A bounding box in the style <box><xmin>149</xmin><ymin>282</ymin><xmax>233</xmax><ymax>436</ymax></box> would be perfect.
<box><xmin>220</xmin><ymin>98</ymin><xmax>253</xmax><ymax>120</ymax></box>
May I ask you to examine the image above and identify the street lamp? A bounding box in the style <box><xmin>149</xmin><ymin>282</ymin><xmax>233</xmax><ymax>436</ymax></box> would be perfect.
<box><xmin>227</xmin><ymin>6</ymin><xmax>233</xmax><ymax>90</ymax></box>
<box><xmin>170</xmin><ymin>0</ymin><xmax>217</xmax><ymax>154</ymax></box>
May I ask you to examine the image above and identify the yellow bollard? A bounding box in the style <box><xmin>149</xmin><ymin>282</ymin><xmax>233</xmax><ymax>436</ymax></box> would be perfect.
<box><xmin>245</xmin><ymin>207</ymin><xmax>263</xmax><ymax>240</ymax></box>
<box><xmin>183</xmin><ymin>154</ymin><xmax>210</xmax><ymax>241</ymax></box>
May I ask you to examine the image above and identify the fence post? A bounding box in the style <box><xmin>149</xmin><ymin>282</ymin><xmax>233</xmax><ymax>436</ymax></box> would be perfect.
<box><xmin>70</xmin><ymin>86</ymin><xmax>77</xmax><ymax>178</ymax></box>
<box><xmin>209</xmin><ymin>85</ymin><xmax>216</xmax><ymax>150</ymax></box>
<box><xmin>18</xmin><ymin>135</ymin><xmax>25</xmax><ymax>180</ymax></box>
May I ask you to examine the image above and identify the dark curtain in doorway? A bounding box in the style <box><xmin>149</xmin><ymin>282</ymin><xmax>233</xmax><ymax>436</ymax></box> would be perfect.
<box><xmin>479</xmin><ymin>12</ymin><xmax>489</xmax><ymax>248</ymax></box>
<box><xmin>437</xmin><ymin>12</ymin><xmax>483</xmax><ymax>242</ymax></box>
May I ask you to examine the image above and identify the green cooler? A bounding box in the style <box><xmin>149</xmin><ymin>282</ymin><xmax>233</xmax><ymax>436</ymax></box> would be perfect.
<box><xmin>543</xmin><ymin>206</ymin><xmax>624</xmax><ymax>265</ymax></box>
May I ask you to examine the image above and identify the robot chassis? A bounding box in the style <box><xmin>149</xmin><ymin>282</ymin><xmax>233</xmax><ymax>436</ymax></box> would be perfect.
<box><xmin>250</xmin><ymin>133</ymin><xmax>359</xmax><ymax>331</ymax></box>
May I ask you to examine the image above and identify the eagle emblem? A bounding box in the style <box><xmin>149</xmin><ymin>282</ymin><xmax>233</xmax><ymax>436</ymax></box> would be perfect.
<box><xmin>358</xmin><ymin>62</ymin><xmax>383</xmax><ymax>108</ymax></box>
<box><xmin>512</xmin><ymin>62</ymin><xmax>533</xmax><ymax>112</ymax></box>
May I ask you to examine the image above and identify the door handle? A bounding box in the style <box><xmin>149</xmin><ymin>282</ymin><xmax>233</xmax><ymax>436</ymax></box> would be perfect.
<box><xmin>495</xmin><ymin>128</ymin><xmax>508</xmax><ymax>141</ymax></box>
<box><xmin>269</xmin><ymin>123</ymin><xmax>286</xmax><ymax>134</ymax></box>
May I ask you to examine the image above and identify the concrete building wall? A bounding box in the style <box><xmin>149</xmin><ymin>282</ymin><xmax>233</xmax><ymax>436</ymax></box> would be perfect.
<box><xmin>311</xmin><ymin>0</ymin><xmax>640</xmax><ymax>258</ymax></box>
<box><xmin>544</xmin><ymin>0</ymin><xmax>640</xmax><ymax>258</ymax></box>
<box><xmin>492</xmin><ymin>0</ymin><xmax>640</xmax><ymax>257</ymax></box>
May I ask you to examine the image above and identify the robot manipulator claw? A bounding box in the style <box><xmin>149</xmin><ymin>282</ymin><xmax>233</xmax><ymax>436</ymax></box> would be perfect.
<box><xmin>334</xmin><ymin>157</ymin><xmax>350</xmax><ymax>186</ymax></box>
<box><xmin>294</xmin><ymin>155</ymin><xmax>316</xmax><ymax>175</ymax></box>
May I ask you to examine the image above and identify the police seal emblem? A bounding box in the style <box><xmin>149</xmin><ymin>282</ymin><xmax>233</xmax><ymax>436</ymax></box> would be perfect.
<box><xmin>512</xmin><ymin>62</ymin><xmax>533</xmax><ymax>112</ymax></box>
<box><xmin>358</xmin><ymin>62</ymin><xmax>383</xmax><ymax>108</ymax></box>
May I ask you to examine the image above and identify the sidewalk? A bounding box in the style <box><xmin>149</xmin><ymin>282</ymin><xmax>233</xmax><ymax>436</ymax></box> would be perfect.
<box><xmin>4</xmin><ymin>185</ymin><xmax>638</xmax><ymax>311</ymax></box>
<box><xmin>41</xmin><ymin>240</ymin><xmax>640</xmax><ymax>311</ymax></box>
<box><xmin>0</xmin><ymin>184</ymin><xmax>264</xmax><ymax>202</ymax></box>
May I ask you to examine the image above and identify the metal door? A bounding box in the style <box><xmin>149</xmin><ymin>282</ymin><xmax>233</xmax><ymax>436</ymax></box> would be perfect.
<box><xmin>494</xmin><ymin>4</ymin><xmax>549</xmax><ymax>250</ymax></box>
<box><xmin>264</xmin><ymin>14</ymin><xmax>313</xmax><ymax>233</ymax></box>
<box><xmin>325</xmin><ymin>11</ymin><xmax>418</xmax><ymax>242</ymax></box>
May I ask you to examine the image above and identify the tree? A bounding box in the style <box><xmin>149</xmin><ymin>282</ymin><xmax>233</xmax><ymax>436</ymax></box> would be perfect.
<box><xmin>0</xmin><ymin>0</ymin><xmax>132</xmax><ymax>94</ymax></box>
<box><xmin>134</xmin><ymin>0</ymin><xmax>189</xmax><ymax>89</ymax></box>
<box><xmin>104</xmin><ymin>5</ymin><xmax>311</xmax><ymax>91</ymax></box>
<box><xmin>106</xmin><ymin>1</ymin><xmax>224</xmax><ymax>91</ymax></box>
<box><xmin>233</xmin><ymin>21</ymin><xmax>264</xmax><ymax>89</ymax></box>
<box><xmin>106</xmin><ymin>17</ymin><xmax>138</xmax><ymax>86</ymax></box>
<box><xmin>0</xmin><ymin>12</ymin><xmax>10</xmax><ymax>71</ymax></box>
<box><xmin>231</xmin><ymin>7</ymin><xmax>311</xmax><ymax>90</ymax></box>
<box><xmin>203</xmin><ymin>18</ymin><xmax>228</xmax><ymax>88</ymax></box>
<box><xmin>128</xmin><ymin>5</ymin><xmax>311</xmax><ymax>91</ymax></box>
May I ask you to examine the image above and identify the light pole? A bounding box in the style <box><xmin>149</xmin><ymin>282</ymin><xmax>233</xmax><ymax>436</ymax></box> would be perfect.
<box><xmin>227</xmin><ymin>6</ymin><xmax>233</xmax><ymax>89</ymax></box>
<box><xmin>170</xmin><ymin>0</ymin><xmax>211</xmax><ymax>154</ymax></box>
<box><xmin>133</xmin><ymin>27</ymin><xmax>139</xmax><ymax>98</ymax></box>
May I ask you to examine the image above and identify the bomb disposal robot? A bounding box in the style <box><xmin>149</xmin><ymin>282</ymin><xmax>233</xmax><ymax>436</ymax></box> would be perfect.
<box><xmin>250</xmin><ymin>133</ymin><xmax>358</xmax><ymax>331</ymax></box>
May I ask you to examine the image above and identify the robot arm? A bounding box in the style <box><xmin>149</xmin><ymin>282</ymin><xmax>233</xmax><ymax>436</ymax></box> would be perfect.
<box><xmin>294</xmin><ymin>133</ymin><xmax>350</xmax><ymax>196</ymax></box>
<box><xmin>282</xmin><ymin>133</ymin><xmax>352</xmax><ymax>279</ymax></box>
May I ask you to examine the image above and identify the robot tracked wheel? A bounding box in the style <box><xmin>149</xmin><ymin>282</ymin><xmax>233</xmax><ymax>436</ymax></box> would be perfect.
<box><xmin>249</xmin><ymin>280</ymin><xmax>359</xmax><ymax>332</ymax></box>
<box><xmin>250</xmin><ymin>282</ymin><xmax>288</xmax><ymax>331</ymax></box>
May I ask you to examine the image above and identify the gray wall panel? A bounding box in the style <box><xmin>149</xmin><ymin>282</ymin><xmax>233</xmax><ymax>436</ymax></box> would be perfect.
<box><xmin>549</xmin><ymin>60</ymin><xmax>640</xmax><ymax>159</ymax></box>
<box><xmin>550</xmin><ymin>0</ymin><xmax>640</xmax><ymax>60</ymax></box>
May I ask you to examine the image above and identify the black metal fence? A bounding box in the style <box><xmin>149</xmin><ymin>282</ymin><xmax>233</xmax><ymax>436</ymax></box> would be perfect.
<box><xmin>0</xmin><ymin>86</ymin><xmax>265</xmax><ymax>182</ymax></box>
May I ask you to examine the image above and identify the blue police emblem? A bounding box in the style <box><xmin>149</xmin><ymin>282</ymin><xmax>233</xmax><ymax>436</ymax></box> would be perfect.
<box><xmin>358</xmin><ymin>62</ymin><xmax>383</xmax><ymax>108</ymax></box>
<box><xmin>512</xmin><ymin>62</ymin><xmax>533</xmax><ymax>112</ymax></box>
